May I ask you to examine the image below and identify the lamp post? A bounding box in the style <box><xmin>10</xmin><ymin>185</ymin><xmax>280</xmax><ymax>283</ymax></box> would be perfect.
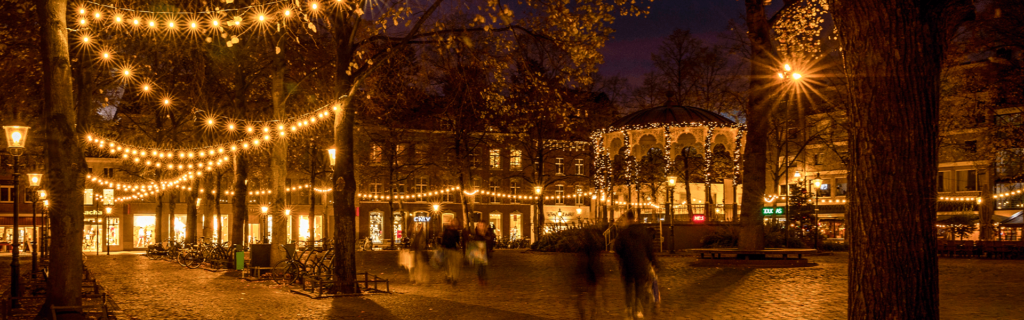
<box><xmin>779</xmin><ymin>63</ymin><xmax>803</xmax><ymax>248</ymax></box>
<box><xmin>26</xmin><ymin>173</ymin><xmax>42</xmax><ymax>276</ymax></box>
<box><xmin>812</xmin><ymin>173</ymin><xmax>823</xmax><ymax>250</ymax></box>
<box><xmin>105</xmin><ymin>206</ymin><xmax>113</xmax><ymax>255</ymax></box>
<box><xmin>789</xmin><ymin>170</ymin><xmax>801</xmax><ymax>247</ymax></box>
<box><xmin>42</xmin><ymin>200</ymin><xmax>49</xmax><ymax>261</ymax></box>
<box><xmin>4</xmin><ymin>125</ymin><xmax>28</xmax><ymax>308</ymax></box>
<box><xmin>666</xmin><ymin>175</ymin><xmax>677</xmax><ymax>253</ymax></box>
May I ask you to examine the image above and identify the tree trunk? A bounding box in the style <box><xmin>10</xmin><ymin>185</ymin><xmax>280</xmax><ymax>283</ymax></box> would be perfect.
<box><xmin>737</xmin><ymin>0</ymin><xmax>774</xmax><ymax>251</ymax></box>
<box><xmin>37</xmin><ymin>0</ymin><xmax>86</xmax><ymax>312</ymax></box>
<box><xmin>270</xmin><ymin>55</ymin><xmax>290</xmax><ymax>265</ymax></box>
<box><xmin>155</xmin><ymin>171</ymin><xmax>164</xmax><ymax>243</ymax></box>
<box><xmin>215</xmin><ymin>172</ymin><xmax>223</xmax><ymax>244</ymax></box>
<box><xmin>309</xmin><ymin>143</ymin><xmax>317</xmax><ymax>248</ymax></box>
<box><xmin>203</xmin><ymin>175</ymin><xmax>215</xmax><ymax>241</ymax></box>
<box><xmin>186</xmin><ymin>178</ymin><xmax>200</xmax><ymax>243</ymax></box>
<box><xmin>979</xmin><ymin>163</ymin><xmax>996</xmax><ymax>240</ymax></box>
<box><xmin>534</xmin><ymin>126</ymin><xmax>545</xmax><ymax>240</ymax></box>
<box><xmin>830</xmin><ymin>0</ymin><xmax>972</xmax><ymax>317</ymax></box>
<box><xmin>168</xmin><ymin>189</ymin><xmax>177</xmax><ymax>241</ymax></box>
<box><xmin>231</xmin><ymin>154</ymin><xmax>248</xmax><ymax>246</ymax></box>
<box><xmin>331</xmin><ymin>10</ymin><xmax>359</xmax><ymax>292</ymax></box>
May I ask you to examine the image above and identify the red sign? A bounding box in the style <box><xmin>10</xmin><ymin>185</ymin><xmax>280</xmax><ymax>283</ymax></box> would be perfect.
<box><xmin>693</xmin><ymin>214</ymin><xmax>706</xmax><ymax>223</ymax></box>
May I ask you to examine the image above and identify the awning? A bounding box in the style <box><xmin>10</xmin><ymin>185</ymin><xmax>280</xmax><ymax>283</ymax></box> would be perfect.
<box><xmin>1000</xmin><ymin>211</ymin><xmax>1024</xmax><ymax>226</ymax></box>
<box><xmin>936</xmin><ymin>214</ymin><xmax>1010</xmax><ymax>225</ymax></box>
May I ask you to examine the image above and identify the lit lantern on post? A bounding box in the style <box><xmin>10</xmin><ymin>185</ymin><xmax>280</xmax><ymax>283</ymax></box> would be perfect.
<box><xmin>327</xmin><ymin>148</ymin><xmax>336</xmax><ymax>167</ymax></box>
<box><xmin>4</xmin><ymin>125</ymin><xmax>28</xmax><ymax>305</ymax></box>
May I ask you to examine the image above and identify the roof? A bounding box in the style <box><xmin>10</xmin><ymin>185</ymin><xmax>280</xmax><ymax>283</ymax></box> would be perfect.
<box><xmin>608</xmin><ymin>105</ymin><xmax>736</xmax><ymax>128</ymax></box>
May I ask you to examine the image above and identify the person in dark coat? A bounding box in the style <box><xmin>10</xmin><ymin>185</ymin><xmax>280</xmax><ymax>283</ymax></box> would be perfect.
<box><xmin>574</xmin><ymin>227</ymin><xmax>605</xmax><ymax>320</ymax></box>
<box><xmin>409</xmin><ymin>224</ymin><xmax>429</xmax><ymax>284</ymax></box>
<box><xmin>440</xmin><ymin>221</ymin><xmax>463</xmax><ymax>285</ymax></box>
<box><xmin>614</xmin><ymin>210</ymin><xmax>658</xmax><ymax>319</ymax></box>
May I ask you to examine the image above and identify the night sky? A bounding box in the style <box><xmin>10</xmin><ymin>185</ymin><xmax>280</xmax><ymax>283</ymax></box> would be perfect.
<box><xmin>600</xmin><ymin>0</ymin><xmax>778</xmax><ymax>86</ymax></box>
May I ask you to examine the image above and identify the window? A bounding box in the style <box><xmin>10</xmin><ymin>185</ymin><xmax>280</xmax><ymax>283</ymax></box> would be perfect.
<box><xmin>395</xmin><ymin>144</ymin><xmax>408</xmax><ymax>165</ymax></box>
<box><xmin>956</xmin><ymin>170</ymin><xmax>977</xmax><ymax>191</ymax></box>
<box><xmin>392</xmin><ymin>183</ymin><xmax>406</xmax><ymax>196</ymax></box>
<box><xmin>87</xmin><ymin>167</ymin><xmax>93</xmax><ymax>174</ymax></box>
<box><xmin>103</xmin><ymin>189</ymin><xmax>114</xmax><ymax>205</ymax></box>
<box><xmin>473</xmin><ymin>177</ymin><xmax>482</xmax><ymax>203</ymax></box>
<box><xmin>555</xmin><ymin>158</ymin><xmax>565</xmax><ymax>175</ymax></box>
<box><xmin>816</xmin><ymin>179</ymin><xmax>831</xmax><ymax>198</ymax></box>
<box><xmin>414</xmin><ymin>177</ymin><xmax>428</xmax><ymax>201</ymax></box>
<box><xmin>103</xmin><ymin>168</ymin><xmax>115</xmax><ymax>178</ymax></box>
<box><xmin>490</xmin><ymin>149</ymin><xmax>501</xmax><ymax>170</ymax></box>
<box><xmin>510</xmin><ymin>150</ymin><xmax>522</xmax><ymax>170</ymax></box>
<box><xmin>575</xmin><ymin>159</ymin><xmax>585</xmax><ymax>175</ymax></box>
<box><xmin>440</xmin><ymin>179</ymin><xmax>453</xmax><ymax>202</ymax></box>
<box><xmin>84</xmin><ymin>188</ymin><xmax>94</xmax><ymax>205</ymax></box>
<box><xmin>369</xmin><ymin>181</ymin><xmax>383</xmax><ymax>198</ymax></box>
<box><xmin>835</xmin><ymin>178</ymin><xmax>848</xmax><ymax>196</ymax></box>
<box><xmin>555</xmin><ymin>185</ymin><xmax>565</xmax><ymax>204</ymax></box>
<box><xmin>471</xmin><ymin>152</ymin><xmax>480</xmax><ymax>168</ymax></box>
<box><xmin>575</xmin><ymin>185</ymin><xmax>584</xmax><ymax>205</ymax></box>
<box><xmin>964</xmin><ymin>140</ymin><xmax>977</xmax><ymax>153</ymax></box>
<box><xmin>0</xmin><ymin>186</ymin><xmax>12</xmax><ymax>202</ymax></box>
<box><xmin>489</xmin><ymin>179</ymin><xmax>501</xmax><ymax>203</ymax></box>
<box><xmin>510</xmin><ymin>180</ymin><xmax>521</xmax><ymax>204</ymax></box>
<box><xmin>937</xmin><ymin>172</ymin><xmax>946</xmax><ymax>192</ymax></box>
<box><xmin>370</xmin><ymin>144</ymin><xmax>383</xmax><ymax>165</ymax></box>
<box><xmin>813</xmin><ymin>154</ymin><xmax>823</xmax><ymax>165</ymax></box>
<box><xmin>415</xmin><ymin>144</ymin><xmax>428</xmax><ymax>162</ymax></box>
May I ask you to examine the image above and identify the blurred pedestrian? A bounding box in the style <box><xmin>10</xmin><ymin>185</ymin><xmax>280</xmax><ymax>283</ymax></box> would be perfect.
<box><xmin>440</xmin><ymin>220</ymin><xmax>463</xmax><ymax>285</ymax></box>
<box><xmin>466</xmin><ymin>222</ymin><xmax>492</xmax><ymax>285</ymax></box>
<box><xmin>408</xmin><ymin>224</ymin><xmax>430</xmax><ymax>284</ymax></box>
<box><xmin>614</xmin><ymin>210</ymin><xmax>658</xmax><ymax>319</ymax></box>
<box><xmin>574</xmin><ymin>227</ymin><xmax>605</xmax><ymax>320</ymax></box>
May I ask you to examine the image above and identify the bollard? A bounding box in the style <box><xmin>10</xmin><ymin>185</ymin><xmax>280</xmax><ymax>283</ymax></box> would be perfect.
<box><xmin>235</xmin><ymin>244</ymin><xmax>245</xmax><ymax>271</ymax></box>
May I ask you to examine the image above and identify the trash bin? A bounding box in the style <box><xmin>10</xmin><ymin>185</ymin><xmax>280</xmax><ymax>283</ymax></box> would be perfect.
<box><xmin>235</xmin><ymin>244</ymin><xmax>245</xmax><ymax>270</ymax></box>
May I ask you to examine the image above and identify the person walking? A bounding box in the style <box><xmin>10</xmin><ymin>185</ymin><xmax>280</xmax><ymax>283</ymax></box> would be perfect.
<box><xmin>440</xmin><ymin>220</ymin><xmax>463</xmax><ymax>285</ymax></box>
<box><xmin>409</xmin><ymin>224</ymin><xmax>429</xmax><ymax>284</ymax></box>
<box><xmin>574</xmin><ymin>226</ymin><xmax>605</xmax><ymax>320</ymax></box>
<box><xmin>614</xmin><ymin>211</ymin><xmax>658</xmax><ymax>319</ymax></box>
<box><xmin>465</xmin><ymin>222</ymin><xmax>493</xmax><ymax>285</ymax></box>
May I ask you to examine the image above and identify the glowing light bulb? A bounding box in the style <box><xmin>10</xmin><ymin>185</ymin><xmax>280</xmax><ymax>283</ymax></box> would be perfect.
<box><xmin>227</xmin><ymin>124</ymin><xmax>235</xmax><ymax>131</ymax></box>
<box><xmin>149</xmin><ymin>21</ymin><xmax>155</xmax><ymax>27</ymax></box>
<box><xmin>212</xmin><ymin>20</ymin><xmax>219</xmax><ymax>26</ymax></box>
<box><xmin>206</xmin><ymin>118</ymin><xmax>215</xmax><ymax>126</ymax></box>
<box><xmin>82</xmin><ymin>36</ymin><xmax>90</xmax><ymax>43</ymax></box>
<box><xmin>143</xmin><ymin>85</ymin><xmax>150</xmax><ymax>91</ymax></box>
<box><xmin>311</xmin><ymin>3</ymin><xmax>318</xmax><ymax>10</ymax></box>
<box><xmin>792</xmin><ymin>73</ymin><xmax>802</xmax><ymax>79</ymax></box>
<box><xmin>246</xmin><ymin>126</ymin><xmax>253</xmax><ymax>133</ymax></box>
<box><xmin>168</xmin><ymin>21</ymin><xmax>174</xmax><ymax>28</ymax></box>
<box><xmin>79</xmin><ymin>8</ymin><xmax>86</xmax><ymax>14</ymax></box>
<box><xmin>80</xmin><ymin>19</ymin><xmax>87</xmax><ymax>25</ymax></box>
<box><xmin>784</xmin><ymin>64</ymin><xmax>792</xmax><ymax>71</ymax></box>
<box><xmin>133</xmin><ymin>19</ymin><xmax>139</xmax><ymax>25</ymax></box>
<box><xmin>123</xmin><ymin>69</ymin><xmax>130</xmax><ymax>76</ymax></box>
<box><xmin>115</xmin><ymin>16</ymin><xmax>122</xmax><ymax>23</ymax></box>
<box><xmin>258</xmin><ymin>15</ymin><xmax>265</xmax><ymax>21</ymax></box>
<box><xmin>190</xmin><ymin>22</ymin><xmax>197</xmax><ymax>29</ymax></box>
<box><xmin>284</xmin><ymin>10</ymin><xmax>291</xmax><ymax>16</ymax></box>
<box><xmin>11</xmin><ymin>132</ymin><xmax>22</xmax><ymax>145</ymax></box>
<box><xmin>94</xmin><ymin>12</ymin><xmax>100</xmax><ymax>19</ymax></box>
<box><xmin>102</xmin><ymin>52</ymin><xmax>109</xmax><ymax>59</ymax></box>
<box><xmin>163</xmin><ymin>99</ymin><xmax>170</xmax><ymax>105</ymax></box>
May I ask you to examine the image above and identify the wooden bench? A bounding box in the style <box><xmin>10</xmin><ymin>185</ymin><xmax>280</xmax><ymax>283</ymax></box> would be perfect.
<box><xmin>690</xmin><ymin>248</ymin><xmax>817</xmax><ymax>260</ymax></box>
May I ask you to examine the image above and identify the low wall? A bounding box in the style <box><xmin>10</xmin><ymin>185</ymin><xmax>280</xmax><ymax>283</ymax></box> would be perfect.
<box><xmin>638</xmin><ymin>223</ymin><xmax>736</xmax><ymax>250</ymax></box>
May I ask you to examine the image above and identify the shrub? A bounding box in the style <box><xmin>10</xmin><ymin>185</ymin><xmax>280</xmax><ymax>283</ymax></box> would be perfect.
<box><xmin>531</xmin><ymin>223</ymin><xmax>607</xmax><ymax>252</ymax></box>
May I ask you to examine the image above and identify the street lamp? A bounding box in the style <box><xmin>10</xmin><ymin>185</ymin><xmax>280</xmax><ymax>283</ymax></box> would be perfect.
<box><xmin>4</xmin><ymin>125</ymin><xmax>28</xmax><ymax>309</ymax></box>
<box><xmin>26</xmin><ymin>173</ymin><xmax>42</xmax><ymax>276</ymax></box>
<box><xmin>666</xmin><ymin>175</ymin><xmax>677</xmax><ymax>253</ymax></box>
<box><xmin>812</xmin><ymin>173</ymin><xmax>823</xmax><ymax>250</ymax></box>
<box><xmin>260</xmin><ymin>205</ymin><xmax>269</xmax><ymax>243</ymax></box>
<box><xmin>326</xmin><ymin>148</ymin><xmax>336</xmax><ymax>167</ymax></box>
<box><xmin>42</xmin><ymin>199</ymin><xmax>49</xmax><ymax>261</ymax></box>
<box><xmin>105</xmin><ymin>206</ymin><xmax>113</xmax><ymax>255</ymax></box>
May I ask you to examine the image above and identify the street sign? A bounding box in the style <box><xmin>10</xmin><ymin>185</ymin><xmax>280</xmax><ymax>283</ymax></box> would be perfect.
<box><xmin>762</xmin><ymin>207</ymin><xmax>785</xmax><ymax>216</ymax></box>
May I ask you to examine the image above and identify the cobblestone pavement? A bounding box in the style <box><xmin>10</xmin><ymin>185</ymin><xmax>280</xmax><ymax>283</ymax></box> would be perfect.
<box><xmin>82</xmin><ymin>251</ymin><xmax>1024</xmax><ymax>319</ymax></box>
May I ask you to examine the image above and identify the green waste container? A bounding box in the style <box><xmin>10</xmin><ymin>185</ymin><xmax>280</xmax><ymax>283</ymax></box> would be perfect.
<box><xmin>235</xmin><ymin>244</ymin><xmax>245</xmax><ymax>271</ymax></box>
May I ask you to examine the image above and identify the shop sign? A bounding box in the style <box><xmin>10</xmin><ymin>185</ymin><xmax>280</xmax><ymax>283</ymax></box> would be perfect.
<box><xmin>693</xmin><ymin>214</ymin><xmax>706</xmax><ymax>223</ymax></box>
<box><xmin>413</xmin><ymin>216</ymin><xmax>431</xmax><ymax>222</ymax></box>
<box><xmin>762</xmin><ymin>207</ymin><xmax>785</xmax><ymax>216</ymax></box>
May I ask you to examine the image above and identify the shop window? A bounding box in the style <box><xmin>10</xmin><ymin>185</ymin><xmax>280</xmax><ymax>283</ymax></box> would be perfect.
<box><xmin>835</xmin><ymin>178</ymin><xmax>848</xmax><ymax>196</ymax></box>
<box><xmin>489</xmin><ymin>213</ymin><xmax>502</xmax><ymax>239</ymax></box>
<box><xmin>956</xmin><ymin>170</ymin><xmax>977</xmax><ymax>191</ymax></box>
<box><xmin>369</xmin><ymin>211</ymin><xmax>383</xmax><ymax>243</ymax></box>
<box><xmin>490</xmin><ymin>149</ymin><xmax>501</xmax><ymax>170</ymax></box>
<box><xmin>441</xmin><ymin>213</ymin><xmax>455</xmax><ymax>227</ymax></box>
<box><xmin>105</xmin><ymin>217</ymin><xmax>120</xmax><ymax>246</ymax></box>
<box><xmin>394</xmin><ymin>213</ymin><xmax>404</xmax><ymax>240</ymax></box>
<box><xmin>134</xmin><ymin>215</ymin><xmax>156</xmax><ymax>248</ymax></box>
<box><xmin>509</xmin><ymin>213</ymin><xmax>522</xmax><ymax>241</ymax></box>
<box><xmin>174</xmin><ymin>214</ymin><xmax>187</xmax><ymax>242</ymax></box>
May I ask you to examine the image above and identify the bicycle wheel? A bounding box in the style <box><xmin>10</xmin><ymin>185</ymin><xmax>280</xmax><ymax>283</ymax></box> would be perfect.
<box><xmin>272</xmin><ymin>261</ymin><xmax>301</xmax><ymax>285</ymax></box>
<box><xmin>184</xmin><ymin>251</ymin><xmax>204</xmax><ymax>269</ymax></box>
